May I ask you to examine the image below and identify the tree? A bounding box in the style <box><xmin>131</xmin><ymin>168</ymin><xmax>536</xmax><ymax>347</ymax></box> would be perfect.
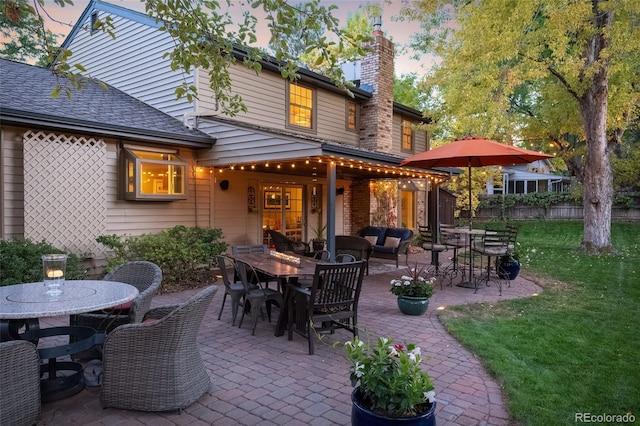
<box><xmin>1</xmin><ymin>0</ymin><xmax>368</xmax><ymax>113</ymax></box>
<box><xmin>0</xmin><ymin>0</ymin><xmax>61</xmax><ymax>65</ymax></box>
<box><xmin>403</xmin><ymin>0</ymin><xmax>640</xmax><ymax>254</ymax></box>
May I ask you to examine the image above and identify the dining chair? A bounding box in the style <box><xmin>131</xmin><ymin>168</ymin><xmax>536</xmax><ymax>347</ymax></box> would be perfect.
<box><xmin>101</xmin><ymin>286</ymin><xmax>217</xmax><ymax>413</ymax></box>
<box><xmin>70</xmin><ymin>260</ymin><xmax>162</xmax><ymax>360</ymax></box>
<box><xmin>335</xmin><ymin>253</ymin><xmax>357</xmax><ymax>263</ymax></box>
<box><xmin>418</xmin><ymin>224</ymin><xmax>448</xmax><ymax>288</ymax></box>
<box><xmin>0</xmin><ymin>340</ymin><xmax>41</xmax><ymax>426</ymax></box>
<box><xmin>471</xmin><ymin>228</ymin><xmax>510</xmax><ymax>293</ymax></box>
<box><xmin>440</xmin><ymin>223</ymin><xmax>467</xmax><ymax>284</ymax></box>
<box><xmin>231</xmin><ymin>244</ymin><xmax>269</xmax><ymax>255</ymax></box>
<box><xmin>235</xmin><ymin>259</ymin><xmax>284</xmax><ymax>335</ymax></box>
<box><xmin>216</xmin><ymin>255</ymin><xmax>255</xmax><ymax>325</ymax></box>
<box><xmin>288</xmin><ymin>261</ymin><xmax>366</xmax><ymax>355</ymax></box>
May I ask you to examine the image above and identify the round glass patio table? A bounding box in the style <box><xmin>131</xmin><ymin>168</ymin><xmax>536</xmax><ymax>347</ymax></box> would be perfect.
<box><xmin>0</xmin><ymin>280</ymin><xmax>138</xmax><ymax>401</ymax></box>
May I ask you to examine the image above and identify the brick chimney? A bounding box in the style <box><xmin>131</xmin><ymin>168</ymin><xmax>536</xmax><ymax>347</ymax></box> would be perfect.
<box><xmin>359</xmin><ymin>16</ymin><xmax>394</xmax><ymax>153</ymax></box>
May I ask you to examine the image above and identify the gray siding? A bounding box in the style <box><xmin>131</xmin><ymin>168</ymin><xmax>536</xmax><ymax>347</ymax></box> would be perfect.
<box><xmin>66</xmin><ymin>11</ymin><xmax>194</xmax><ymax>119</ymax></box>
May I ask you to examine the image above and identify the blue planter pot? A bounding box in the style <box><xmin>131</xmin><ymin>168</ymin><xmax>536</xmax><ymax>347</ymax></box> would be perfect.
<box><xmin>351</xmin><ymin>388</ymin><xmax>436</xmax><ymax>426</ymax></box>
<box><xmin>497</xmin><ymin>261</ymin><xmax>521</xmax><ymax>280</ymax></box>
<box><xmin>397</xmin><ymin>296</ymin><xmax>430</xmax><ymax>316</ymax></box>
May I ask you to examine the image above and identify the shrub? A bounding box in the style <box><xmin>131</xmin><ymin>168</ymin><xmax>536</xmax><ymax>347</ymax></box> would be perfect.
<box><xmin>97</xmin><ymin>225</ymin><xmax>228</xmax><ymax>291</ymax></box>
<box><xmin>0</xmin><ymin>238</ymin><xmax>85</xmax><ymax>286</ymax></box>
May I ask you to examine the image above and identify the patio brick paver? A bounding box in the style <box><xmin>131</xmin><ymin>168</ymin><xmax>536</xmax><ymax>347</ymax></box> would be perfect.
<box><xmin>36</xmin><ymin>252</ymin><xmax>540</xmax><ymax>425</ymax></box>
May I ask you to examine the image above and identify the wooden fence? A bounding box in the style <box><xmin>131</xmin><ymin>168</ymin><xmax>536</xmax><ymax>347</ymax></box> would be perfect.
<box><xmin>476</xmin><ymin>202</ymin><xmax>640</xmax><ymax>222</ymax></box>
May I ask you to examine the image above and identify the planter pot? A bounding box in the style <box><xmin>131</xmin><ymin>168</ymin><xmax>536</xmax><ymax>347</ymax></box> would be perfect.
<box><xmin>312</xmin><ymin>239</ymin><xmax>325</xmax><ymax>252</ymax></box>
<box><xmin>351</xmin><ymin>388</ymin><xmax>436</xmax><ymax>426</ymax></box>
<box><xmin>396</xmin><ymin>296</ymin><xmax>430</xmax><ymax>316</ymax></box>
<box><xmin>497</xmin><ymin>261</ymin><xmax>521</xmax><ymax>280</ymax></box>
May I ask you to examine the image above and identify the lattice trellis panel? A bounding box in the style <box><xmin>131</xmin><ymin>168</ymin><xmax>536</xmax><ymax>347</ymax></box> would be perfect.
<box><xmin>23</xmin><ymin>131</ymin><xmax>107</xmax><ymax>256</ymax></box>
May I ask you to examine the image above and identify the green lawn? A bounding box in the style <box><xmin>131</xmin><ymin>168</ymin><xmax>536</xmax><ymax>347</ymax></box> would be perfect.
<box><xmin>439</xmin><ymin>221</ymin><xmax>640</xmax><ymax>425</ymax></box>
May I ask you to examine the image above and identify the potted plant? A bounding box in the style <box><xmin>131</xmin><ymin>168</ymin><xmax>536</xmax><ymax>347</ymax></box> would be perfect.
<box><xmin>497</xmin><ymin>250</ymin><xmax>521</xmax><ymax>280</ymax></box>
<box><xmin>311</xmin><ymin>220</ymin><xmax>326</xmax><ymax>252</ymax></box>
<box><xmin>389</xmin><ymin>264</ymin><xmax>435</xmax><ymax>316</ymax></box>
<box><xmin>344</xmin><ymin>336</ymin><xmax>436</xmax><ymax>425</ymax></box>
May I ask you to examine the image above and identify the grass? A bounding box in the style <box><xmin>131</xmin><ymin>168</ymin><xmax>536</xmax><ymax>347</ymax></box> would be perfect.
<box><xmin>439</xmin><ymin>221</ymin><xmax>640</xmax><ymax>425</ymax></box>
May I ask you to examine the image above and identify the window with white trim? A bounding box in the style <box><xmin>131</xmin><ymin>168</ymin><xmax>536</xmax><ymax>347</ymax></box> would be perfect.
<box><xmin>287</xmin><ymin>82</ymin><xmax>315</xmax><ymax>130</ymax></box>
<box><xmin>120</xmin><ymin>147</ymin><xmax>187</xmax><ymax>201</ymax></box>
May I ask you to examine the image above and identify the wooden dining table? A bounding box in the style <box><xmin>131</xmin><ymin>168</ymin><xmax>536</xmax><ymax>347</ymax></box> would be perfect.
<box><xmin>229</xmin><ymin>252</ymin><xmax>320</xmax><ymax>336</ymax></box>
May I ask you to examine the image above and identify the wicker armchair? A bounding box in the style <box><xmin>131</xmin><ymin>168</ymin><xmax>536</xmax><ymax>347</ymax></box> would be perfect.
<box><xmin>267</xmin><ymin>229</ymin><xmax>310</xmax><ymax>255</ymax></box>
<box><xmin>335</xmin><ymin>235</ymin><xmax>373</xmax><ymax>274</ymax></box>
<box><xmin>101</xmin><ymin>285</ymin><xmax>217</xmax><ymax>412</ymax></box>
<box><xmin>0</xmin><ymin>340</ymin><xmax>41</xmax><ymax>426</ymax></box>
<box><xmin>70</xmin><ymin>261</ymin><xmax>163</xmax><ymax>359</ymax></box>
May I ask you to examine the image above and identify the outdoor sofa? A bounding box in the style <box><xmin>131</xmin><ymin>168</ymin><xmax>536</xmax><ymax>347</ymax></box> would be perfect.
<box><xmin>355</xmin><ymin>226</ymin><xmax>414</xmax><ymax>267</ymax></box>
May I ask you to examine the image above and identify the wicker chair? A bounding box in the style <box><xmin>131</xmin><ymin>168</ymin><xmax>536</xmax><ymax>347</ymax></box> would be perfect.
<box><xmin>70</xmin><ymin>261</ymin><xmax>162</xmax><ymax>359</ymax></box>
<box><xmin>335</xmin><ymin>235</ymin><xmax>373</xmax><ymax>274</ymax></box>
<box><xmin>0</xmin><ymin>340</ymin><xmax>41</xmax><ymax>426</ymax></box>
<box><xmin>288</xmin><ymin>261</ymin><xmax>366</xmax><ymax>355</ymax></box>
<box><xmin>267</xmin><ymin>229</ymin><xmax>310</xmax><ymax>255</ymax></box>
<box><xmin>101</xmin><ymin>285</ymin><xmax>217</xmax><ymax>413</ymax></box>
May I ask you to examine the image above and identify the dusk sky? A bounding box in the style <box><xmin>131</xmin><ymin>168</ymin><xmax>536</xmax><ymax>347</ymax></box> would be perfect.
<box><xmin>45</xmin><ymin>0</ymin><xmax>431</xmax><ymax>76</ymax></box>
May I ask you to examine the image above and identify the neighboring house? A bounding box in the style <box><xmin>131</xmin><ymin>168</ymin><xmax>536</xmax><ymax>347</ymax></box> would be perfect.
<box><xmin>2</xmin><ymin>1</ymin><xmax>454</xmax><ymax>263</ymax></box>
<box><xmin>0</xmin><ymin>58</ymin><xmax>213</xmax><ymax>269</ymax></box>
<box><xmin>486</xmin><ymin>160</ymin><xmax>571</xmax><ymax>195</ymax></box>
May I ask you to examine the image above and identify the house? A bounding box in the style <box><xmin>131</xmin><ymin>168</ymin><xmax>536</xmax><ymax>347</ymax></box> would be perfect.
<box><xmin>0</xmin><ymin>58</ymin><xmax>213</xmax><ymax>269</ymax></box>
<box><xmin>1</xmin><ymin>1</ymin><xmax>453</xmax><ymax>264</ymax></box>
<box><xmin>486</xmin><ymin>160</ymin><xmax>571</xmax><ymax>195</ymax></box>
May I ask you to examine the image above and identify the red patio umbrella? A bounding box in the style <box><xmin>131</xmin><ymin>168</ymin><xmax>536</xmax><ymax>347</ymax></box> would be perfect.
<box><xmin>400</xmin><ymin>135</ymin><xmax>553</xmax><ymax>227</ymax></box>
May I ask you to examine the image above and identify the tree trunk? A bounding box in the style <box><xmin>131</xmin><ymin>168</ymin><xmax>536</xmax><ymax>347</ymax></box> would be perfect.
<box><xmin>578</xmin><ymin>5</ymin><xmax>615</xmax><ymax>254</ymax></box>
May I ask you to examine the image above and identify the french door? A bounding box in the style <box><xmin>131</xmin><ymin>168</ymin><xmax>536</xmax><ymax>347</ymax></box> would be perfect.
<box><xmin>262</xmin><ymin>185</ymin><xmax>305</xmax><ymax>247</ymax></box>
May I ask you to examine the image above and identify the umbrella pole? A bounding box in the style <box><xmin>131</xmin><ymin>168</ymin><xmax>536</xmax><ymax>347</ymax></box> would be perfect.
<box><xmin>468</xmin><ymin>161</ymin><xmax>472</xmax><ymax>230</ymax></box>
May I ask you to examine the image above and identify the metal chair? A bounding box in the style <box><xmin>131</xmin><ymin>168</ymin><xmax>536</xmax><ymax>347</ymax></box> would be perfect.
<box><xmin>440</xmin><ymin>223</ymin><xmax>467</xmax><ymax>284</ymax></box>
<box><xmin>288</xmin><ymin>261</ymin><xmax>366</xmax><ymax>355</ymax></box>
<box><xmin>335</xmin><ymin>253</ymin><xmax>357</xmax><ymax>263</ymax></box>
<box><xmin>231</xmin><ymin>244</ymin><xmax>268</xmax><ymax>255</ymax></box>
<box><xmin>216</xmin><ymin>255</ymin><xmax>256</xmax><ymax>325</ymax></box>
<box><xmin>471</xmin><ymin>228</ymin><xmax>511</xmax><ymax>294</ymax></box>
<box><xmin>101</xmin><ymin>286</ymin><xmax>217</xmax><ymax>413</ymax></box>
<box><xmin>0</xmin><ymin>340</ymin><xmax>41</xmax><ymax>426</ymax></box>
<box><xmin>70</xmin><ymin>261</ymin><xmax>162</xmax><ymax>359</ymax></box>
<box><xmin>235</xmin><ymin>259</ymin><xmax>284</xmax><ymax>335</ymax></box>
<box><xmin>418</xmin><ymin>224</ymin><xmax>448</xmax><ymax>288</ymax></box>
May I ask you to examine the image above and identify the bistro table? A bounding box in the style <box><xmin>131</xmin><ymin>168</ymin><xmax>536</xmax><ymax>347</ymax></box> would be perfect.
<box><xmin>229</xmin><ymin>252</ymin><xmax>320</xmax><ymax>336</ymax></box>
<box><xmin>0</xmin><ymin>280</ymin><xmax>138</xmax><ymax>401</ymax></box>
<box><xmin>441</xmin><ymin>227</ymin><xmax>495</xmax><ymax>290</ymax></box>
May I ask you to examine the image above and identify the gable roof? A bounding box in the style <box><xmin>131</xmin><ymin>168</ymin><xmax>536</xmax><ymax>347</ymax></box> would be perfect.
<box><xmin>0</xmin><ymin>58</ymin><xmax>214</xmax><ymax>148</ymax></box>
<box><xmin>60</xmin><ymin>0</ymin><xmax>425</xmax><ymax>121</ymax></box>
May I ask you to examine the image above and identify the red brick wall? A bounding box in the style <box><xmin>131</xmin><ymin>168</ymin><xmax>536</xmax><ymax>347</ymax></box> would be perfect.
<box><xmin>359</xmin><ymin>31</ymin><xmax>395</xmax><ymax>153</ymax></box>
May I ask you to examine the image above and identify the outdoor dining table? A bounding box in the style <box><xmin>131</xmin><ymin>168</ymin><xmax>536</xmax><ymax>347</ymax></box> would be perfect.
<box><xmin>229</xmin><ymin>252</ymin><xmax>320</xmax><ymax>337</ymax></box>
<box><xmin>0</xmin><ymin>280</ymin><xmax>138</xmax><ymax>401</ymax></box>
<box><xmin>441</xmin><ymin>227</ymin><xmax>495</xmax><ymax>290</ymax></box>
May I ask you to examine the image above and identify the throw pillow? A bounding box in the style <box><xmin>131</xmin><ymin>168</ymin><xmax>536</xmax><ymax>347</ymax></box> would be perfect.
<box><xmin>364</xmin><ymin>235</ymin><xmax>378</xmax><ymax>246</ymax></box>
<box><xmin>384</xmin><ymin>236</ymin><xmax>401</xmax><ymax>248</ymax></box>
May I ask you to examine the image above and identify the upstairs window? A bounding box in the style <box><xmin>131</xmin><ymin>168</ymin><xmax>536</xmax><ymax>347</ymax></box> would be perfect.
<box><xmin>401</xmin><ymin>119</ymin><xmax>414</xmax><ymax>152</ymax></box>
<box><xmin>120</xmin><ymin>147</ymin><xmax>187</xmax><ymax>201</ymax></box>
<box><xmin>346</xmin><ymin>100</ymin><xmax>358</xmax><ymax>131</ymax></box>
<box><xmin>287</xmin><ymin>82</ymin><xmax>315</xmax><ymax>131</ymax></box>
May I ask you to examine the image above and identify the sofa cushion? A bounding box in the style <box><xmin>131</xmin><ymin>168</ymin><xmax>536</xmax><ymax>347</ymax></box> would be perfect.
<box><xmin>373</xmin><ymin>246</ymin><xmax>397</xmax><ymax>254</ymax></box>
<box><xmin>363</xmin><ymin>235</ymin><xmax>378</xmax><ymax>246</ymax></box>
<box><xmin>384</xmin><ymin>227</ymin><xmax>412</xmax><ymax>242</ymax></box>
<box><xmin>383</xmin><ymin>236</ymin><xmax>401</xmax><ymax>248</ymax></box>
<box><xmin>360</xmin><ymin>226</ymin><xmax>386</xmax><ymax>246</ymax></box>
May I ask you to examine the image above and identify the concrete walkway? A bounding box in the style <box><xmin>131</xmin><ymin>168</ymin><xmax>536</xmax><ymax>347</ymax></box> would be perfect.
<box><xmin>37</xmin><ymin>252</ymin><xmax>540</xmax><ymax>425</ymax></box>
